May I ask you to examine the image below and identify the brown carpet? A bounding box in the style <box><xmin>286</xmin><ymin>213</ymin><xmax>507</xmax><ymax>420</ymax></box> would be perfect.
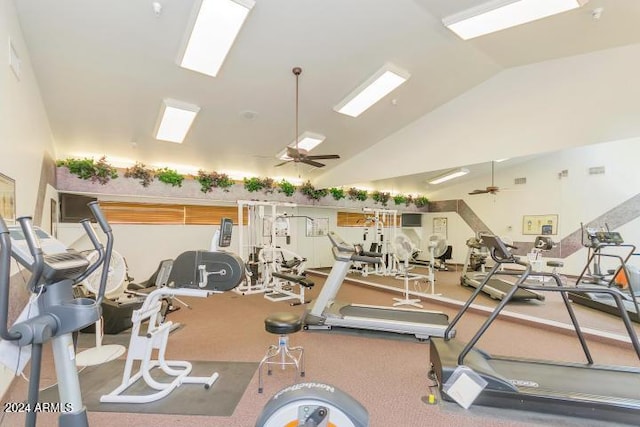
<box><xmin>2</xmin><ymin>270</ymin><xmax>638</xmax><ymax>427</ymax></box>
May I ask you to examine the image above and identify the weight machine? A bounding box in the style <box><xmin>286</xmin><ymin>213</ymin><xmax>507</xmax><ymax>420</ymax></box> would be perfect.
<box><xmin>235</xmin><ymin>200</ymin><xmax>297</xmax><ymax>295</ymax></box>
<box><xmin>354</xmin><ymin>208</ymin><xmax>399</xmax><ymax>277</ymax></box>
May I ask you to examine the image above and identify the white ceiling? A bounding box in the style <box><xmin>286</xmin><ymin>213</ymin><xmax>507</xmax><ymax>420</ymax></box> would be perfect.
<box><xmin>13</xmin><ymin>0</ymin><xmax>640</xmax><ymax>192</ymax></box>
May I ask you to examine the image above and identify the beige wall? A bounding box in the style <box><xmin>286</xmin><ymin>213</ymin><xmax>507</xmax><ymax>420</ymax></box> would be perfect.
<box><xmin>0</xmin><ymin>0</ymin><xmax>57</xmax><ymax>399</ymax></box>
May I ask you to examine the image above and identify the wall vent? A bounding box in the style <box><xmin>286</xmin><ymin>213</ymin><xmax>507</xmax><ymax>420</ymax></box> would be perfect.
<box><xmin>588</xmin><ymin>166</ymin><xmax>605</xmax><ymax>175</ymax></box>
<box><xmin>514</xmin><ymin>177</ymin><xmax>527</xmax><ymax>185</ymax></box>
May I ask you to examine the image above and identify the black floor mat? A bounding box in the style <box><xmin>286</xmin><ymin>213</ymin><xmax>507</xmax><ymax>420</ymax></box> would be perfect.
<box><xmin>40</xmin><ymin>359</ymin><xmax>258</xmax><ymax>416</ymax></box>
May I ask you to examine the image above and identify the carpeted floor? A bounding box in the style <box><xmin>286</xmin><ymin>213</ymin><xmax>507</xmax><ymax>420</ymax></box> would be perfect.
<box><xmin>1</xmin><ymin>269</ymin><xmax>639</xmax><ymax>427</ymax></box>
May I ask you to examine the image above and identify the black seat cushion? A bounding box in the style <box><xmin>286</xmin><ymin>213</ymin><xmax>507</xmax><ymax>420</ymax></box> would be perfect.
<box><xmin>265</xmin><ymin>312</ymin><xmax>302</xmax><ymax>335</ymax></box>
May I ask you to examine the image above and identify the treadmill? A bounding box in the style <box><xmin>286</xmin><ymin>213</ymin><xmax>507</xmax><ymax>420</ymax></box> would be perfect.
<box><xmin>460</xmin><ymin>236</ymin><xmax>544</xmax><ymax>302</ymax></box>
<box><xmin>430</xmin><ymin>234</ymin><xmax>640</xmax><ymax>424</ymax></box>
<box><xmin>567</xmin><ymin>228</ymin><xmax>640</xmax><ymax>323</ymax></box>
<box><xmin>304</xmin><ymin>232</ymin><xmax>451</xmax><ymax>340</ymax></box>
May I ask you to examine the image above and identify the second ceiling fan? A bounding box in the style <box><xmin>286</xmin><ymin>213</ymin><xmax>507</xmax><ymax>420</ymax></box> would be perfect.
<box><xmin>275</xmin><ymin>67</ymin><xmax>340</xmax><ymax>168</ymax></box>
<box><xmin>469</xmin><ymin>161</ymin><xmax>501</xmax><ymax>195</ymax></box>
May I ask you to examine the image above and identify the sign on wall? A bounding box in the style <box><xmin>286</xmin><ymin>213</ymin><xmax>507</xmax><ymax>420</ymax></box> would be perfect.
<box><xmin>433</xmin><ymin>217</ymin><xmax>448</xmax><ymax>238</ymax></box>
<box><xmin>306</xmin><ymin>217</ymin><xmax>329</xmax><ymax>237</ymax></box>
<box><xmin>0</xmin><ymin>173</ymin><xmax>15</xmax><ymax>224</ymax></box>
<box><xmin>522</xmin><ymin>214</ymin><xmax>558</xmax><ymax>235</ymax></box>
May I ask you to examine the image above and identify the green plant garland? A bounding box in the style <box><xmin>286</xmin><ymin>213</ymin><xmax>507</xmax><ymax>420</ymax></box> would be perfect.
<box><xmin>124</xmin><ymin>162</ymin><xmax>154</xmax><ymax>187</ymax></box>
<box><xmin>155</xmin><ymin>168</ymin><xmax>184</xmax><ymax>187</ymax></box>
<box><xmin>56</xmin><ymin>156</ymin><xmax>118</xmax><ymax>185</ymax></box>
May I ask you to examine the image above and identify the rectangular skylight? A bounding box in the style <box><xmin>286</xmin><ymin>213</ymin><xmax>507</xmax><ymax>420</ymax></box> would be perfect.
<box><xmin>428</xmin><ymin>168</ymin><xmax>470</xmax><ymax>185</ymax></box>
<box><xmin>334</xmin><ymin>64</ymin><xmax>410</xmax><ymax>118</ymax></box>
<box><xmin>443</xmin><ymin>0</ymin><xmax>587</xmax><ymax>40</ymax></box>
<box><xmin>277</xmin><ymin>133</ymin><xmax>326</xmax><ymax>160</ymax></box>
<box><xmin>178</xmin><ymin>0</ymin><xmax>255</xmax><ymax>77</ymax></box>
<box><xmin>155</xmin><ymin>99</ymin><xmax>200</xmax><ymax>143</ymax></box>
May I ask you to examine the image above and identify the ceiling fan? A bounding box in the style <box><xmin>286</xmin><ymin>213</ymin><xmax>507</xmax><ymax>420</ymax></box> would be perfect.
<box><xmin>275</xmin><ymin>67</ymin><xmax>340</xmax><ymax>168</ymax></box>
<box><xmin>469</xmin><ymin>161</ymin><xmax>501</xmax><ymax>195</ymax></box>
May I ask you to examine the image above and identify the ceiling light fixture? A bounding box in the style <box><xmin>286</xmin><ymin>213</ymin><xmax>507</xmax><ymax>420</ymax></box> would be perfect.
<box><xmin>443</xmin><ymin>0</ymin><xmax>588</xmax><ymax>40</ymax></box>
<box><xmin>428</xmin><ymin>168</ymin><xmax>470</xmax><ymax>185</ymax></box>
<box><xmin>495</xmin><ymin>158</ymin><xmax>509</xmax><ymax>162</ymax></box>
<box><xmin>155</xmin><ymin>99</ymin><xmax>200</xmax><ymax>143</ymax></box>
<box><xmin>334</xmin><ymin>63</ymin><xmax>410</xmax><ymax>118</ymax></box>
<box><xmin>178</xmin><ymin>0</ymin><xmax>255</xmax><ymax>77</ymax></box>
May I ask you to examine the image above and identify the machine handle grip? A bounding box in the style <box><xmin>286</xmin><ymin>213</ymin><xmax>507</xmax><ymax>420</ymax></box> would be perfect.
<box><xmin>351</xmin><ymin>255</ymin><xmax>381</xmax><ymax>264</ymax></box>
<box><xmin>88</xmin><ymin>201</ymin><xmax>111</xmax><ymax>233</ymax></box>
<box><xmin>16</xmin><ymin>217</ymin><xmax>45</xmax><ymax>293</ymax></box>
<box><xmin>0</xmin><ymin>217</ymin><xmax>21</xmax><ymax>341</ymax></box>
<box><xmin>86</xmin><ymin>203</ymin><xmax>114</xmax><ymax>304</ymax></box>
<box><xmin>74</xmin><ymin>219</ymin><xmax>105</xmax><ymax>284</ymax></box>
<box><xmin>81</xmin><ymin>219</ymin><xmax>102</xmax><ymax>251</ymax></box>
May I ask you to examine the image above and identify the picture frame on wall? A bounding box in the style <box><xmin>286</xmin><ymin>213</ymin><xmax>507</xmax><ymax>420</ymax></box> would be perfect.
<box><xmin>306</xmin><ymin>217</ymin><xmax>329</xmax><ymax>237</ymax></box>
<box><xmin>433</xmin><ymin>217</ymin><xmax>448</xmax><ymax>239</ymax></box>
<box><xmin>522</xmin><ymin>214</ymin><xmax>558</xmax><ymax>235</ymax></box>
<box><xmin>0</xmin><ymin>173</ymin><xmax>16</xmax><ymax>224</ymax></box>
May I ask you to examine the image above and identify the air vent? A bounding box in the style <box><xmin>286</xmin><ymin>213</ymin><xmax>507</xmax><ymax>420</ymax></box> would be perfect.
<box><xmin>588</xmin><ymin>166</ymin><xmax>605</xmax><ymax>175</ymax></box>
<box><xmin>514</xmin><ymin>177</ymin><xmax>526</xmax><ymax>185</ymax></box>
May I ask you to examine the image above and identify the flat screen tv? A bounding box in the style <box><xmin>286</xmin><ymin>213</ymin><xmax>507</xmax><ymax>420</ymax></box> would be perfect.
<box><xmin>401</xmin><ymin>213</ymin><xmax>422</xmax><ymax>227</ymax></box>
<box><xmin>59</xmin><ymin>193</ymin><xmax>97</xmax><ymax>223</ymax></box>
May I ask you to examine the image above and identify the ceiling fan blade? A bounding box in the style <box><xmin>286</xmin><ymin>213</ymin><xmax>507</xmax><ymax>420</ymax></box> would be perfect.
<box><xmin>305</xmin><ymin>154</ymin><xmax>340</xmax><ymax>160</ymax></box>
<box><xmin>301</xmin><ymin>159</ymin><xmax>325</xmax><ymax>168</ymax></box>
<box><xmin>469</xmin><ymin>189</ymin><xmax>490</xmax><ymax>195</ymax></box>
<box><xmin>274</xmin><ymin>160</ymin><xmax>291</xmax><ymax>167</ymax></box>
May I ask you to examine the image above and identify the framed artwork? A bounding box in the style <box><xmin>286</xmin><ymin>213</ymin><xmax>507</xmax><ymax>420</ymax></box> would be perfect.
<box><xmin>306</xmin><ymin>217</ymin><xmax>329</xmax><ymax>237</ymax></box>
<box><xmin>433</xmin><ymin>217</ymin><xmax>448</xmax><ymax>238</ymax></box>
<box><xmin>0</xmin><ymin>173</ymin><xmax>16</xmax><ymax>224</ymax></box>
<box><xmin>523</xmin><ymin>214</ymin><xmax>558</xmax><ymax>235</ymax></box>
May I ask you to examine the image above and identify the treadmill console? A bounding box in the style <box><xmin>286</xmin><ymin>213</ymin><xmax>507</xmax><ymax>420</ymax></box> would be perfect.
<box><xmin>327</xmin><ymin>232</ymin><xmax>354</xmax><ymax>253</ymax></box>
<box><xmin>585</xmin><ymin>228</ymin><xmax>623</xmax><ymax>246</ymax></box>
<box><xmin>479</xmin><ymin>234</ymin><xmax>512</xmax><ymax>260</ymax></box>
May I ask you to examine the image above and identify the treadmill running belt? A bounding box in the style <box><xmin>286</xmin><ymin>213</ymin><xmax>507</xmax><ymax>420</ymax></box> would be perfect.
<box><xmin>492</xmin><ymin>358</ymin><xmax>640</xmax><ymax>401</ymax></box>
<box><xmin>340</xmin><ymin>305</ymin><xmax>449</xmax><ymax>325</ymax></box>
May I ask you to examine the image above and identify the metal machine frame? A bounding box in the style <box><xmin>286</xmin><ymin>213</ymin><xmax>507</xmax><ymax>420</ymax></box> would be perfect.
<box><xmin>430</xmin><ymin>234</ymin><xmax>640</xmax><ymax>424</ymax></box>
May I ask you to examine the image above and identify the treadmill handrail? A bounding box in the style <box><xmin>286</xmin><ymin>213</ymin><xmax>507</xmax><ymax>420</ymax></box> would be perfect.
<box><xmin>452</xmin><ymin>260</ymin><xmax>640</xmax><ymax>367</ymax></box>
<box><xmin>327</xmin><ymin>231</ymin><xmax>355</xmax><ymax>253</ymax></box>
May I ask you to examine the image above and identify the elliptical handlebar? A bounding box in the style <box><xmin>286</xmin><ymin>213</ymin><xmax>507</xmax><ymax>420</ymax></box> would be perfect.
<box><xmin>0</xmin><ymin>216</ymin><xmax>21</xmax><ymax>341</ymax></box>
<box><xmin>73</xmin><ymin>219</ymin><xmax>105</xmax><ymax>284</ymax></box>
<box><xmin>16</xmin><ymin>217</ymin><xmax>45</xmax><ymax>293</ymax></box>
<box><xmin>87</xmin><ymin>202</ymin><xmax>113</xmax><ymax>304</ymax></box>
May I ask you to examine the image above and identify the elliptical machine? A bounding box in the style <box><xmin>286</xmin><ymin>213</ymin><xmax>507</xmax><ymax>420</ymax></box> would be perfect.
<box><xmin>0</xmin><ymin>202</ymin><xmax>114</xmax><ymax>427</ymax></box>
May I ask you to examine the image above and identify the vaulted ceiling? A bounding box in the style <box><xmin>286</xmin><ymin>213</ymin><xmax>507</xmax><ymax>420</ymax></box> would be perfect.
<box><xmin>14</xmin><ymin>0</ymin><xmax>640</xmax><ymax>194</ymax></box>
